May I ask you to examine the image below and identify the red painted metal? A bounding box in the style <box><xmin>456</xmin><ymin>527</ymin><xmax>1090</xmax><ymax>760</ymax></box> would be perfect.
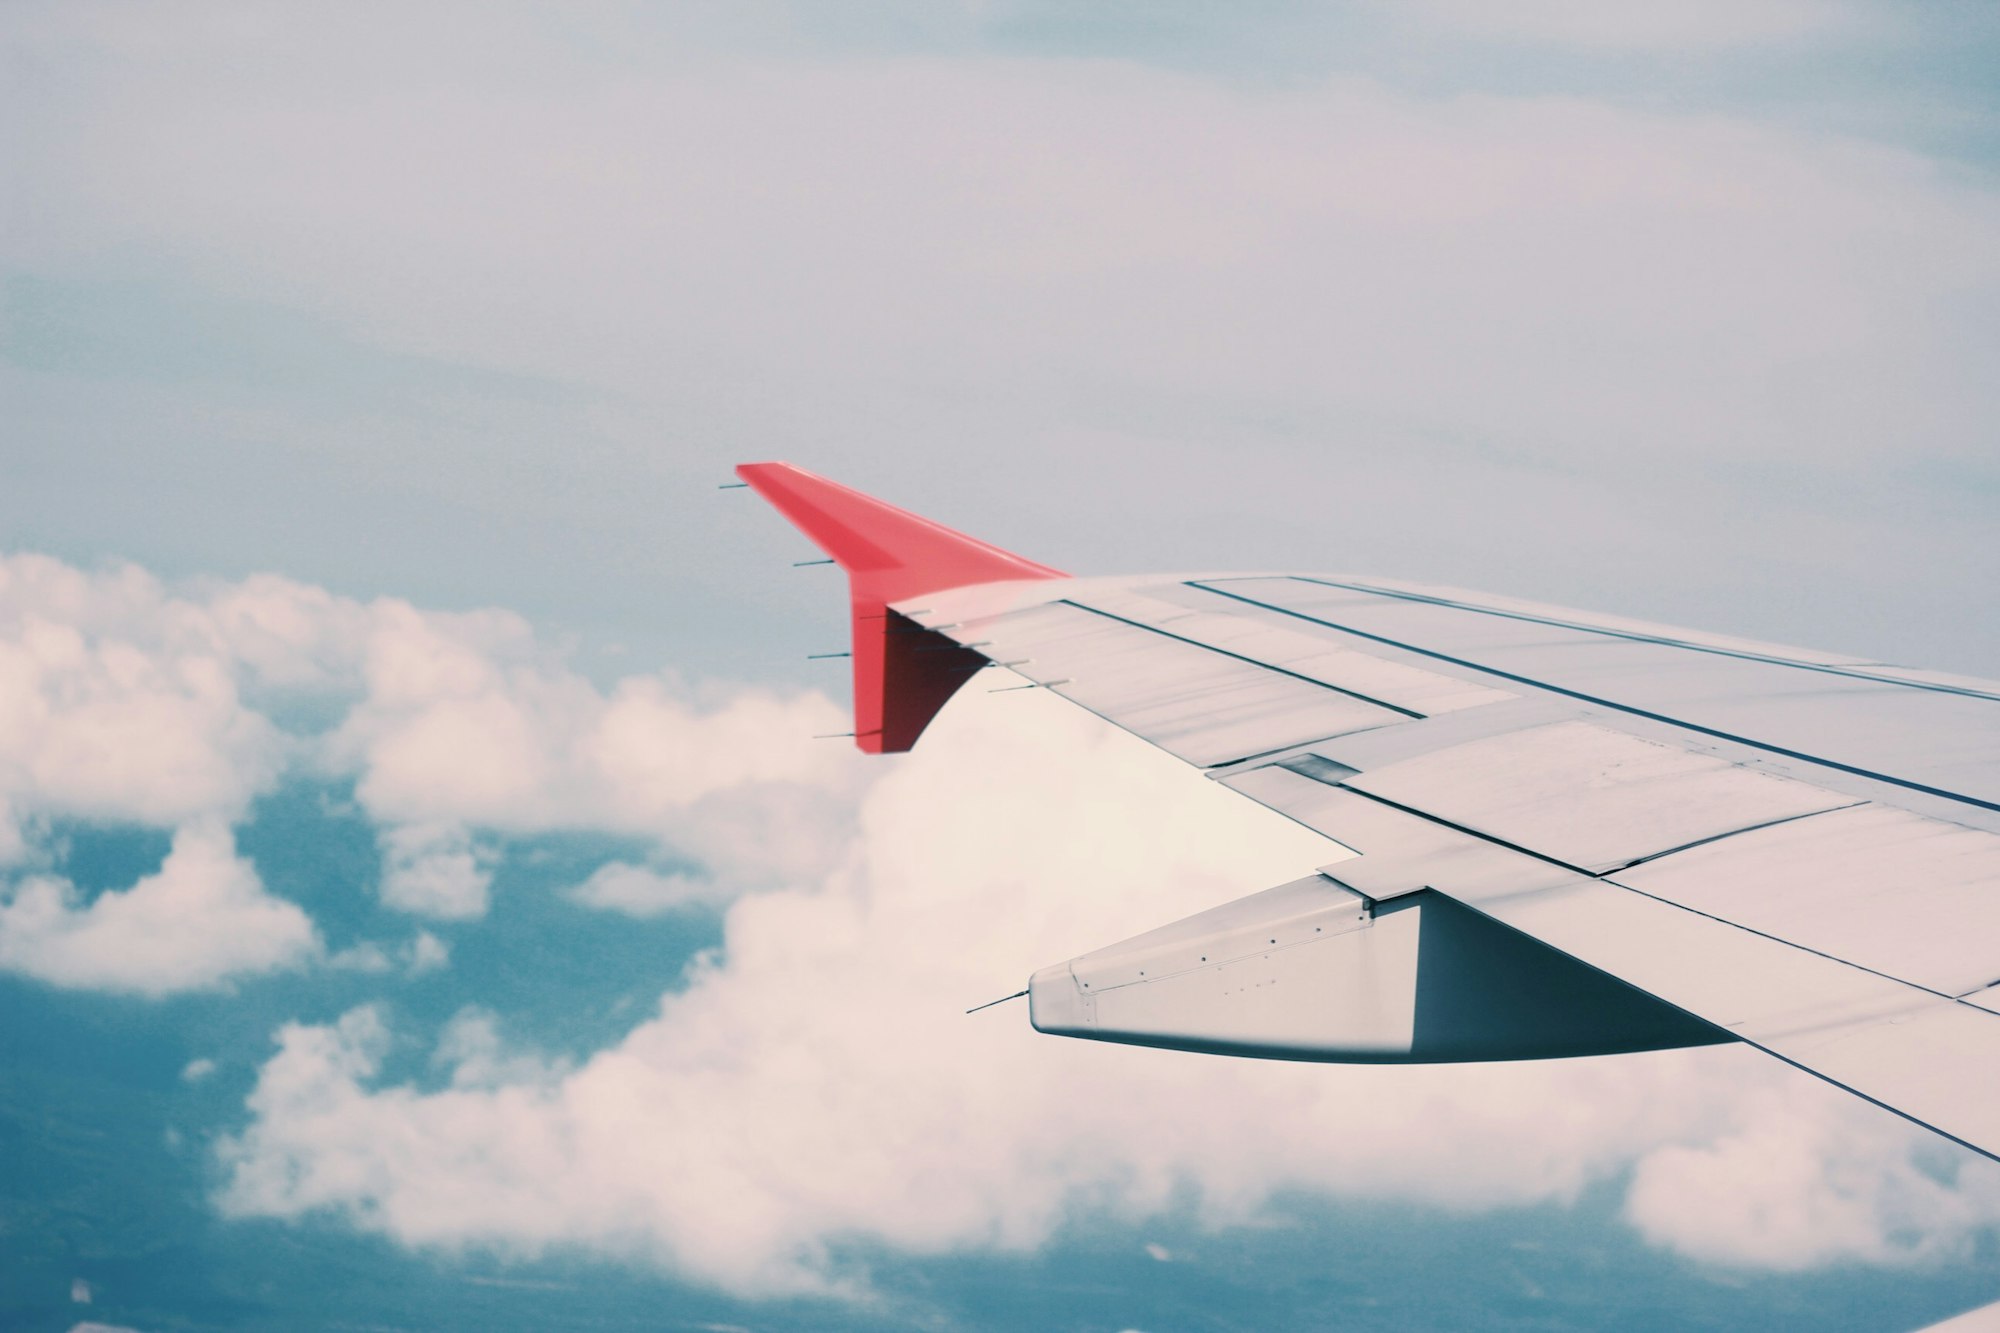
<box><xmin>736</xmin><ymin>462</ymin><xmax>1067</xmax><ymax>753</ymax></box>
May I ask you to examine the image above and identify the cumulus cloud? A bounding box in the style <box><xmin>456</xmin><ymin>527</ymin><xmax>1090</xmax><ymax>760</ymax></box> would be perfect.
<box><xmin>214</xmin><ymin>687</ymin><xmax>2000</xmax><ymax>1295</ymax></box>
<box><xmin>565</xmin><ymin>862</ymin><xmax>718</xmax><ymax>917</ymax></box>
<box><xmin>431</xmin><ymin>1006</ymin><xmax>566</xmax><ymax>1089</ymax></box>
<box><xmin>375</xmin><ymin>822</ymin><xmax>496</xmax><ymax>920</ymax></box>
<box><xmin>330</xmin><ymin>599</ymin><xmax>866</xmax><ymax>914</ymax></box>
<box><xmin>0</xmin><ymin>551</ymin><xmax>861</xmax><ymax>947</ymax></box>
<box><xmin>0</xmin><ymin>821</ymin><xmax>317</xmax><ymax>996</ymax></box>
<box><xmin>332</xmin><ymin>606</ymin><xmax>861</xmax><ymax>835</ymax></box>
<box><xmin>2</xmin><ymin>553</ymin><xmax>857</xmax><ymax>835</ymax></box>
<box><xmin>408</xmin><ymin>928</ymin><xmax>450</xmax><ymax>973</ymax></box>
<box><xmin>1625</xmin><ymin>1086</ymin><xmax>2000</xmax><ymax>1269</ymax></box>
<box><xmin>0</xmin><ymin>555</ymin><xmax>285</xmax><ymax>851</ymax></box>
<box><xmin>326</xmin><ymin>929</ymin><xmax>452</xmax><ymax>975</ymax></box>
<box><xmin>336</xmin><ymin>629</ymin><xmax>861</xmax><ymax>920</ymax></box>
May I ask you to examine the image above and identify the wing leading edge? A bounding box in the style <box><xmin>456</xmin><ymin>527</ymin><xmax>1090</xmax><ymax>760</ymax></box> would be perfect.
<box><xmin>737</xmin><ymin>463</ymin><xmax>2000</xmax><ymax>1163</ymax></box>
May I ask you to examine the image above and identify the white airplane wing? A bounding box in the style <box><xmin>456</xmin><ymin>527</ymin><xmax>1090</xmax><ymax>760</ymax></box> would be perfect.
<box><xmin>737</xmin><ymin>462</ymin><xmax>2000</xmax><ymax>1164</ymax></box>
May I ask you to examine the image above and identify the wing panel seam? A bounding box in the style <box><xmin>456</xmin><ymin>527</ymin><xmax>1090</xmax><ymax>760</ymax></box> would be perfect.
<box><xmin>1292</xmin><ymin>577</ymin><xmax>2000</xmax><ymax>704</ymax></box>
<box><xmin>1054</xmin><ymin>598</ymin><xmax>1426</xmax><ymax>720</ymax></box>
<box><xmin>1341</xmin><ymin>785</ymin><xmax>1979</xmax><ymax>1009</ymax></box>
<box><xmin>1609</xmin><ymin>801</ymin><xmax>1869</xmax><ymax>872</ymax></box>
<box><xmin>1190</xmin><ymin>582</ymin><xmax>2000</xmax><ymax>817</ymax></box>
<box><xmin>1592</xmin><ymin>874</ymin><xmax>1965</xmax><ymax>1003</ymax></box>
<box><xmin>1335</xmin><ymin>785</ymin><xmax>1597</xmax><ymax>878</ymax></box>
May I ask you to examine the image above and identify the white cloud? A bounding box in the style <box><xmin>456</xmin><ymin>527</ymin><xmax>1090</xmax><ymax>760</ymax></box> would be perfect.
<box><xmin>566</xmin><ymin>862</ymin><xmax>718</xmax><ymax>917</ymax></box>
<box><xmin>325</xmin><ymin>941</ymin><xmax>394</xmax><ymax>973</ymax></box>
<box><xmin>408</xmin><ymin>928</ymin><xmax>450</xmax><ymax>973</ymax></box>
<box><xmin>0</xmin><ymin>553</ymin><xmax>856</xmax><ymax>845</ymax></box>
<box><xmin>333</xmin><ymin>604</ymin><xmax>862</xmax><ymax>837</ymax></box>
<box><xmin>0</xmin><ymin>555</ymin><xmax>285</xmax><ymax>844</ymax></box>
<box><xmin>214</xmin><ymin>687</ymin><xmax>2000</xmax><ymax>1295</ymax></box>
<box><xmin>182</xmin><ymin>1057</ymin><xmax>218</xmax><ymax>1083</ymax></box>
<box><xmin>432</xmin><ymin>1007</ymin><xmax>566</xmax><ymax>1089</ymax></box>
<box><xmin>376</xmin><ymin>822</ymin><xmax>495</xmax><ymax>920</ymax></box>
<box><xmin>326</xmin><ymin>929</ymin><xmax>453</xmax><ymax>975</ymax></box>
<box><xmin>0</xmin><ymin>550</ymin><xmax>861</xmax><ymax>948</ymax></box>
<box><xmin>199</xmin><ymin>571</ymin><xmax>378</xmax><ymax>693</ymax></box>
<box><xmin>1625</xmin><ymin>1085</ymin><xmax>2000</xmax><ymax>1269</ymax></box>
<box><xmin>332</xmin><ymin>601</ymin><xmax>867</xmax><ymax>910</ymax></box>
<box><xmin>0</xmin><ymin>821</ymin><xmax>317</xmax><ymax>996</ymax></box>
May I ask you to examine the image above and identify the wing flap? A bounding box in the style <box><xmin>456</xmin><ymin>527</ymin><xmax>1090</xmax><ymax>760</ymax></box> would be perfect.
<box><xmin>1223</xmin><ymin>763</ymin><xmax>2000</xmax><ymax>1158</ymax></box>
<box><xmin>1341</xmin><ymin>719</ymin><xmax>1856</xmax><ymax>874</ymax></box>
<box><xmin>1613</xmin><ymin>804</ymin><xmax>2000</xmax><ymax>998</ymax></box>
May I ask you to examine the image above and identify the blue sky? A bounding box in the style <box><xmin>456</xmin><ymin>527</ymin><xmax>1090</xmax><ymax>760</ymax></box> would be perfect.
<box><xmin>3</xmin><ymin>3</ymin><xmax>1999</xmax><ymax>1330</ymax></box>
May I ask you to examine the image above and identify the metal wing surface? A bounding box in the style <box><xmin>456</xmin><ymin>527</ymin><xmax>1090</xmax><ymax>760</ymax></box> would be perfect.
<box><xmin>736</xmin><ymin>462</ymin><xmax>2000</xmax><ymax>1164</ymax></box>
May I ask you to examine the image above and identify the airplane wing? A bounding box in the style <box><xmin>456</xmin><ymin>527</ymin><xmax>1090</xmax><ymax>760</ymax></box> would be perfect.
<box><xmin>736</xmin><ymin>461</ymin><xmax>2000</xmax><ymax>1164</ymax></box>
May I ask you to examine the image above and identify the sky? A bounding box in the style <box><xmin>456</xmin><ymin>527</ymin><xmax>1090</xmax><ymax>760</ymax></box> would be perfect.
<box><xmin>2</xmin><ymin>2</ymin><xmax>1999</xmax><ymax>1331</ymax></box>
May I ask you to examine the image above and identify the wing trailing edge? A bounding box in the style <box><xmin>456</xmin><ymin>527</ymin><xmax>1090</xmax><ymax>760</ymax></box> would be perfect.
<box><xmin>735</xmin><ymin>461</ymin><xmax>1066</xmax><ymax>752</ymax></box>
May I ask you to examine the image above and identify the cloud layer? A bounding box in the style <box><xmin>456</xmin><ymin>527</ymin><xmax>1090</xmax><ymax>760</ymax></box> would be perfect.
<box><xmin>0</xmin><ymin>553</ymin><xmax>860</xmax><ymax>990</ymax></box>
<box><xmin>0</xmin><ymin>555</ymin><xmax>285</xmax><ymax>856</ymax></box>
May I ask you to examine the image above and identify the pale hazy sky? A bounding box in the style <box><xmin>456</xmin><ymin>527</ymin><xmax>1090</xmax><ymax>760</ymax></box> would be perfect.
<box><xmin>6</xmin><ymin>1</ymin><xmax>1999</xmax><ymax>677</ymax></box>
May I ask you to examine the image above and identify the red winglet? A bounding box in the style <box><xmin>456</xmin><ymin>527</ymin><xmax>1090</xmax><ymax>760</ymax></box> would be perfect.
<box><xmin>736</xmin><ymin>462</ymin><xmax>1067</xmax><ymax>753</ymax></box>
